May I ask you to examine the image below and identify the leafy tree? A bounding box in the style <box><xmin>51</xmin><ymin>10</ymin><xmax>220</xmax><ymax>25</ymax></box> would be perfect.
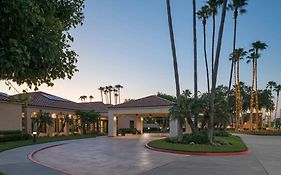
<box><xmin>0</xmin><ymin>0</ymin><xmax>85</xmax><ymax>90</ymax></box>
<box><xmin>157</xmin><ymin>92</ymin><xmax>176</xmax><ymax>102</ymax></box>
<box><xmin>266</xmin><ymin>81</ymin><xmax>276</xmax><ymax>127</ymax></box>
<box><xmin>76</xmin><ymin>110</ymin><xmax>100</xmax><ymax>134</ymax></box>
<box><xmin>32</xmin><ymin>110</ymin><xmax>53</xmax><ymax>136</ymax></box>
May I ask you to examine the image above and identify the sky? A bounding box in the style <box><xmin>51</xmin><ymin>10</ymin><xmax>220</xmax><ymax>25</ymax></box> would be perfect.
<box><xmin>1</xmin><ymin>0</ymin><xmax>281</xmax><ymax>103</ymax></box>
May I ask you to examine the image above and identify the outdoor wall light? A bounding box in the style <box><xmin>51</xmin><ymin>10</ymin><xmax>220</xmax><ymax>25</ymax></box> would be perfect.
<box><xmin>32</xmin><ymin>131</ymin><xmax>37</xmax><ymax>144</ymax></box>
<box><xmin>113</xmin><ymin>116</ymin><xmax>117</xmax><ymax>121</ymax></box>
<box><xmin>141</xmin><ymin>117</ymin><xmax>143</xmax><ymax>121</ymax></box>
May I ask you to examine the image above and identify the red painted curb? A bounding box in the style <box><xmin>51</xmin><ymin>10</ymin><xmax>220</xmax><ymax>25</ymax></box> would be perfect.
<box><xmin>28</xmin><ymin>143</ymin><xmax>75</xmax><ymax>175</ymax></box>
<box><xmin>145</xmin><ymin>143</ymin><xmax>251</xmax><ymax>156</ymax></box>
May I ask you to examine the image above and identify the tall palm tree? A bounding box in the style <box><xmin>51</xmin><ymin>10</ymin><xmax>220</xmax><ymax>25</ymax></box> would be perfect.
<box><xmin>107</xmin><ymin>85</ymin><xmax>113</xmax><ymax>104</ymax></box>
<box><xmin>79</xmin><ymin>95</ymin><xmax>87</xmax><ymax>102</ymax></box>
<box><xmin>229</xmin><ymin>48</ymin><xmax>247</xmax><ymax>130</ymax></box>
<box><xmin>104</xmin><ymin>89</ymin><xmax>109</xmax><ymax>104</ymax></box>
<box><xmin>166</xmin><ymin>0</ymin><xmax>182</xmax><ymax>140</ymax></box>
<box><xmin>273</xmin><ymin>84</ymin><xmax>281</xmax><ymax>127</ymax></box>
<box><xmin>113</xmin><ymin>88</ymin><xmax>118</xmax><ymax>105</ymax></box>
<box><xmin>266</xmin><ymin>81</ymin><xmax>277</xmax><ymax>128</ymax></box>
<box><xmin>227</xmin><ymin>0</ymin><xmax>248</xmax><ymax>99</ymax></box>
<box><xmin>89</xmin><ymin>95</ymin><xmax>94</xmax><ymax>102</ymax></box>
<box><xmin>98</xmin><ymin>87</ymin><xmax>104</xmax><ymax>102</ymax></box>
<box><xmin>192</xmin><ymin>0</ymin><xmax>198</xmax><ymax>131</ymax></box>
<box><xmin>197</xmin><ymin>5</ymin><xmax>211</xmax><ymax>93</ymax></box>
<box><xmin>209</xmin><ymin>0</ymin><xmax>227</xmax><ymax>143</ymax></box>
<box><xmin>115</xmin><ymin>84</ymin><xmax>123</xmax><ymax>104</ymax></box>
<box><xmin>248</xmin><ymin>41</ymin><xmax>268</xmax><ymax>130</ymax></box>
<box><xmin>207</xmin><ymin>0</ymin><xmax>222</xmax><ymax>73</ymax></box>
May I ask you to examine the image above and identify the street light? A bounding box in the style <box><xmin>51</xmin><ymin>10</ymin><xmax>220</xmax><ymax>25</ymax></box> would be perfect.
<box><xmin>32</xmin><ymin>131</ymin><xmax>37</xmax><ymax>144</ymax></box>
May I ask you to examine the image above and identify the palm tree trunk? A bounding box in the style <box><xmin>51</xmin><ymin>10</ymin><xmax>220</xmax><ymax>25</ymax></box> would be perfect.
<box><xmin>227</xmin><ymin>9</ymin><xmax>238</xmax><ymax>99</ymax></box>
<box><xmin>203</xmin><ymin>23</ymin><xmax>210</xmax><ymax>94</ymax></box>
<box><xmin>166</xmin><ymin>0</ymin><xmax>182</xmax><ymax>140</ymax></box>
<box><xmin>211</xmin><ymin>13</ymin><xmax>216</xmax><ymax>74</ymax></box>
<box><xmin>255</xmin><ymin>58</ymin><xmax>259</xmax><ymax>129</ymax></box>
<box><xmin>234</xmin><ymin>61</ymin><xmax>238</xmax><ymax>130</ymax></box>
<box><xmin>118</xmin><ymin>89</ymin><xmax>121</xmax><ymax>104</ymax></box>
<box><xmin>249</xmin><ymin>61</ymin><xmax>255</xmax><ymax>130</ymax></box>
<box><xmin>192</xmin><ymin>0</ymin><xmax>198</xmax><ymax>132</ymax></box>
<box><xmin>209</xmin><ymin>0</ymin><xmax>228</xmax><ymax>144</ymax></box>
<box><xmin>274</xmin><ymin>92</ymin><xmax>279</xmax><ymax>128</ymax></box>
<box><xmin>100</xmin><ymin>91</ymin><xmax>103</xmax><ymax>102</ymax></box>
<box><xmin>237</xmin><ymin>59</ymin><xmax>243</xmax><ymax>129</ymax></box>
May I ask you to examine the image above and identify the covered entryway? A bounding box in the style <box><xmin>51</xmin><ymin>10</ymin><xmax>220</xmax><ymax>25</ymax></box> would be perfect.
<box><xmin>108</xmin><ymin>95</ymin><xmax>191</xmax><ymax>137</ymax></box>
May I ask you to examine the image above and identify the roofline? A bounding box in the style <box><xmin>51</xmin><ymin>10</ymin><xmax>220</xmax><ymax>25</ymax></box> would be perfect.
<box><xmin>109</xmin><ymin>104</ymin><xmax>173</xmax><ymax>109</ymax></box>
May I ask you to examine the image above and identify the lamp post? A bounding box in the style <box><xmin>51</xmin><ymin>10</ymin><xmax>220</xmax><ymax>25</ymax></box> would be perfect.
<box><xmin>32</xmin><ymin>131</ymin><xmax>37</xmax><ymax>144</ymax></box>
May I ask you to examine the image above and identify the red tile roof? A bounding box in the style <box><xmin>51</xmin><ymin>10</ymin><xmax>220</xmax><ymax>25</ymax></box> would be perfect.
<box><xmin>109</xmin><ymin>95</ymin><xmax>174</xmax><ymax>108</ymax></box>
<box><xmin>79</xmin><ymin>102</ymin><xmax>112</xmax><ymax>113</ymax></box>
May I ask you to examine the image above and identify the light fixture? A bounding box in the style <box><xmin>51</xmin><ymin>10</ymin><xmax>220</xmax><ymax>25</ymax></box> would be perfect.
<box><xmin>113</xmin><ymin>116</ymin><xmax>117</xmax><ymax>121</ymax></box>
<box><xmin>141</xmin><ymin>117</ymin><xmax>143</xmax><ymax>121</ymax></box>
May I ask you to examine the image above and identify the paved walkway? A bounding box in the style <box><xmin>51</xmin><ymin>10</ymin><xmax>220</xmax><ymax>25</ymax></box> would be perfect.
<box><xmin>1</xmin><ymin>134</ymin><xmax>280</xmax><ymax>175</ymax></box>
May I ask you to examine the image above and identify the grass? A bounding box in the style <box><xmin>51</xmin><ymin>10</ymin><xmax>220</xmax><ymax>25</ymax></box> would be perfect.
<box><xmin>0</xmin><ymin>134</ymin><xmax>97</xmax><ymax>152</ymax></box>
<box><xmin>148</xmin><ymin>136</ymin><xmax>248</xmax><ymax>153</ymax></box>
<box><xmin>0</xmin><ymin>171</ymin><xmax>4</xmax><ymax>175</ymax></box>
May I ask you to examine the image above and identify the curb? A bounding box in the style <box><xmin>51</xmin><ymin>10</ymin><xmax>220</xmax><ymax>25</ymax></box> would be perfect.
<box><xmin>145</xmin><ymin>143</ymin><xmax>251</xmax><ymax>156</ymax></box>
<box><xmin>28</xmin><ymin>143</ymin><xmax>75</xmax><ymax>175</ymax></box>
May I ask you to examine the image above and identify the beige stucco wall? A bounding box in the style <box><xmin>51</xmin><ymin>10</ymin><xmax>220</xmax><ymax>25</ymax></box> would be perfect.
<box><xmin>0</xmin><ymin>102</ymin><xmax>22</xmax><ymax>131</ymax></box>
<box><xmin>117</xmin><ymin>116</ymin><xmax>136</xmax><ymax>129</ymax></box>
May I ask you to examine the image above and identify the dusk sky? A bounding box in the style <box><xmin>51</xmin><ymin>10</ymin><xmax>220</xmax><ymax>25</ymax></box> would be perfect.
<box><xmin>1</xmin><ymin>0</ymin><xmax>281</xmax><ymax>103</ymax></box>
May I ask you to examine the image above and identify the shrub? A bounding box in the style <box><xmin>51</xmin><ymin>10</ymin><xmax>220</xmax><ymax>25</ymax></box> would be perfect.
<box><xmin>214</xmin><ymin>130</ymin><xmax>231</xmax><ymax>137</ymax></box>
<box><xmin>118</xmin><ymin>128</ymin><xmax>138</xmax><ymax>134</ymax></box>
<box><xmin>0</xmin><ymin>132</ymin><xmax>32</xmax><ymax>142</ymax></box>
<box><xmin>182</xmin><ymin>131</ymin><xmax>209</xmax><ymax>144</ymax></box>
<box><xmin>0</xmin><ymin>130</ymin><xmax>22</xmax><ymax>135</ymax></box>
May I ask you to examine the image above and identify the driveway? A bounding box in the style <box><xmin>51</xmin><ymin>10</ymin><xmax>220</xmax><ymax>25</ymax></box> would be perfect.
<box><xmin>0</xmin><ymin>134</ymin><xmax>281</xmax><ymax>175</ymax></box>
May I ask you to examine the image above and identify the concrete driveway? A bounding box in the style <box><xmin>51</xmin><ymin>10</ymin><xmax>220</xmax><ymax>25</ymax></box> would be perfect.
<box><xmin>30</xmin><ymin>134</ymin><xmax>273</xmax><ymax>175</ymax></box>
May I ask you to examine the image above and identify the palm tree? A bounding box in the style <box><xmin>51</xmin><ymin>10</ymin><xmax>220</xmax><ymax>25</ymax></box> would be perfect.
<box><xmin>79</xmin><ymin>95</ymin><xmax>87</xmax><ymax>102</ymax></box>
<box><xmin>197</xmin><ymin>5</ymin><xmax>211</xmax><ymax>93</ymax></box>
<box><xmin>113</xmin><ymin>88</ymin><xmax>118</xmax><ymax>105</ymax></box>
<box><xmin>247</xmin><ymin>41</ymin><xmax>268</xmax><ymax>130</ymax></box>
<box><xmin>266</xmin><ymin>81</ymin><xmax>277</xmax><ymax>128</ymax></box>
<box><xmin>115</xmin><ymin>84</ymin><xmax>123</xmax><ymax>104</ymax></box>
<box><xmin>89</xmin><ymin>95</ymin><xmax>94</xmax><ymax>102</ymax></box>
<box><xmin>104</xmin><ymin>89</ymin><xmax>109</xmax><ymax>104</ymax></box>
<box><xmin>229</xmin><ymin>48</ymin><xmax>247</xmax><ymax>130</ymax></box>
<box><xmin>192</xmin><ymin>0</ymin><xmax>198</xmax><ymax>132</ymax></box>
<box><xmin>107</xmin><ymin>85</ymin><xmax>113</xmax><ymax>104</ymax></box>
<box><xmin>209</xmin><ymin>0</ymin><xmax>227</xmax><ymax>143</ymax></box>
<box><xmin>98</xmin><ymin>87</ymin><xmax>104</xmax><ymax>102</ymax></box>
<box><xmin>227</xmin><ymin>0</ymin><xmax>248</xmax><ymax>99</ymax></box>
<box><xmin>273</xmin><ymin>84</ymin><xmax>281</xmax><ymax>128</ymax></box>
<box><xmin>166</xmin><ymin>0</ymin><xmax>182</xmax><ymax>140</ymax></box>
<box><xmin>207</xmin><ymin>0</ymin><xmax>222</xmax><ymax>73</ymax></box>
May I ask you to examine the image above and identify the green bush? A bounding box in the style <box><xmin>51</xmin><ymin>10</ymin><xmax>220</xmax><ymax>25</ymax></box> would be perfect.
<box><xmin>166</xmin><ymin>131</ymin><xmax>209</xmax><ymax>144</ymax></box>
<box><xmin>0</xmin><ymin>132</ymin><xmax>32</xmax><ymax>142</ymax></box>
<box><xmin>0</xmin><ymin>130</ymin><xmax>22</xmax><ymax>135</ymax></box>
<box><xmin>214</xmin><ymin>130</ymin><xmax>231</xmax><ymax>137</ymax></box>
<box><xmin>118</xmin><ymin>128</ymin><xmax>138</xmax><ymax>134</ymax></box>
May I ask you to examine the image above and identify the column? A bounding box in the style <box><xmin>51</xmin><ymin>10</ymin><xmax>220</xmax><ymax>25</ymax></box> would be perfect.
<box><xmin>108</xmin><ymin>112</ymin><xmax>117</xmax><ymax>136</ymax></box>
<box><xmin>64</xmin><ymin>122</ymin><xmax>69</xmax><ymax>136</ymax></box>
<box><xmin>169</xmin><ymin>118</ymin><xmax>179</xmax><ymax>137</ymax></box>
<box><xmin>185</xmin><ymin>119</ymin><xmax>192</xmax><ymax>134</ymax></box>
<box><xmin>136</xmin><ymin>116</ymin><xmax>143</xmax><ymax>134</ymax></box>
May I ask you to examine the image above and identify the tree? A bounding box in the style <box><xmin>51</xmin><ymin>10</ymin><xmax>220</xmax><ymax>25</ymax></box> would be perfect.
<box><xmin>266</xmin><ymin>81</ymin><xmax>277</xmax><ymax>128</ymax></box>
<box><xmin>115</xmin><ymin>84</ymin><xmax>124</xmax><ymax>104</ymax></box>
<box><xmin>32</xmin><ymin>110</ymin><xmax>53</xmax><ymax>136</ymax></box>
<box><xmin>106</xmin><ymin>86</ymin><xmax>113</xmax><ymax>104</ymax></box>
<box><xmin>207</xmin><ymin>0</ymin><xmax>223</xmax><ymax>73</ymax></box>
<box><xmin>229</xmin><ymin>48</ymin><xmax>247</xmax><ymax>129</ymax></box>
<box><xmin>113</xmin><ymin>88</ymin><xmax>118</xmax><ymax>105</ymax></box>
<box><xmin>273</xmin><ymin>84</ymin><xmax>281</xmax><ymax>127</ymax></box>
<box><xmin>227</xmin><ymin>0</ymin><xmax>248</xmax><ymax>99</ymax></box>
<box><xmin>197</xmin><ymin>5</ymin><xmax>211</xmax><ymax>93</ymax></box>
<box><xmin>209</xmin><ymin>0</ymin><xmax>227</xmax><ymax>143</ymax></box>
<box><xmin>0</xmin><ymin>0</ymin><xmax>85</xmax><ymax>90</ymax></box>
<box><xmin>89</xmin><ymin>95</ymin><xmax>94</xmax><ymax>102</ymax></box>
<box><xmin>98</xmin><ymin>87</ymin><xmax>104</xmax><ymax>102</ymax></box>
<box><xmin>157</xmin><ymin>92</ymin><xmax>176</xmax><ymax>102</ymax></box>
<box><xmin>59</xmin><ymin>114</ymin><xmax>73</xmax><ymax>134</ymax></box>
<box><xmin>79</xmin><ymin>95</ymin><xmax>87</xmax><ymax>102</ymax></box>
<box><xmin>166</xmin><ymin>0</ymin><xmax>182</xmax><ymax>140</ymax></box>
<box><xmin>247</xmin><ymin>41</ymin><xmax>268</xmax><ymax>130</ymax></box>
<box><xmin>76</xmin><ymin>110</ymin><xmax>100</xmax><ymax>134</ymax></box>
<box><xmin>192</xmin><ymin>0</ymin><xmax>199</xmax><ymax>133</ymax></box>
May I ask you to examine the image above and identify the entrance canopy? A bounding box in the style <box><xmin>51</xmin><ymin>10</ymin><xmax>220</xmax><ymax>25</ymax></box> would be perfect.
<box><xmin>108</xmin><ymin>95</ymin><xmax>178</xmax><ymax>136</ymax></box>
